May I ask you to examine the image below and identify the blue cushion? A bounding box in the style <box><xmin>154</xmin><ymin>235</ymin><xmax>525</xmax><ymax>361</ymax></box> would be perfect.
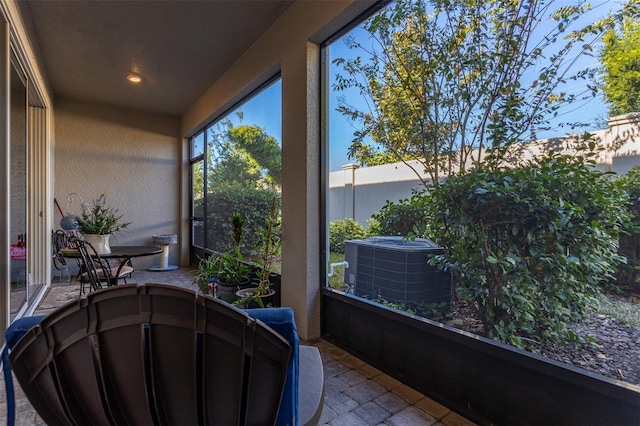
<box><xmin>3</xmin><ymin>315</ymin><xmax>46</xmax><ymax>426</ymax></box>
<box><xmin>246</xmin><ymin>308</ymin><xmax>299</xmax><ymax>426</ymax></box>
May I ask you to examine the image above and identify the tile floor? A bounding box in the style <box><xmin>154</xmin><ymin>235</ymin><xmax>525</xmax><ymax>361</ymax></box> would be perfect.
<box><xmin>0</xmin><ymin>267</ymin><xmax>476</xmax><ymax>426</ymax></box>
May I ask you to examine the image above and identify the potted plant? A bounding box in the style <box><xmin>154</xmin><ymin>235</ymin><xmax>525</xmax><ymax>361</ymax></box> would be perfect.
<box><xmin>75</xmin><ymin>194</ymin><xmax>130</xmax><ymax>254</ymax></box>
<box><xmin>235</xmin><ymin>196</ymin><xmax>281</xmax><ymax>308</ymax></box>
<box><xmin>193</xmin><ymin>213</ymin><xmax>252</xmax><ymax>303</ymax></box>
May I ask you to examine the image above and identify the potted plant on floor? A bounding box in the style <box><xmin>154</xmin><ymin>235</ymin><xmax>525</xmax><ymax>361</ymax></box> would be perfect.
<box><xmin>193</xmin><ymin>213</ymin><xmax>252</xmax><ymax>303</ymax></box>
<box><xmin>75</xmin><ymin>193</ymin><xmax>130</xmax><ymax>254</ymax></box>
<box><xmin>235</xmin><ymin>196</ymin><xmax>281</xmax><ymax>308</ymax></box>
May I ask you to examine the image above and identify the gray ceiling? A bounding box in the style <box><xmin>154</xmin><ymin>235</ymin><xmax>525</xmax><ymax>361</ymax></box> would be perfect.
<box><xmin>16</xmin><ymin>0</ymin><xmax>294</xmax><ymax>116</ymax></box>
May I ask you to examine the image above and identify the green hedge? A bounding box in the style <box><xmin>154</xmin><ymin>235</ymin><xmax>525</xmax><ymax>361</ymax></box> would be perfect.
<box><xmin>425</xmin><ymin>148</ymin><xmax>631</xmax><ymax>346</ymax></box>
<box><xmin>368</xmin><ymin>190</ymin><xmax>430</xmax><ymax>238</ymax></box>
<box><xmin>329</xmin><ymin>218</ymin><xmax>368</xmax><ymax>254</ymax></box>
<box><xmin>196</xmin><ymin>184</ymin><xmax>280</xmax><ymax>255</ymax></box>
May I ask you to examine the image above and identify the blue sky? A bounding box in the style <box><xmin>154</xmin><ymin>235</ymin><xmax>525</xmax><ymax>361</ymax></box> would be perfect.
<box><xmin>231</xmin><ymin>0</ymin><xmax>623</xmax><ymax>172</ymax></box>
<box><xmin>224</xmin><ymin>79</ymin><xmax>283</xmax><ymax>141</ymax></box>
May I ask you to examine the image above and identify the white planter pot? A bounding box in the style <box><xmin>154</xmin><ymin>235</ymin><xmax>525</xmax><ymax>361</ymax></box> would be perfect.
<box><xmin>83</xmin><ymin>234</ymin><xmax>111</xmax><ymax>254</ymax></box>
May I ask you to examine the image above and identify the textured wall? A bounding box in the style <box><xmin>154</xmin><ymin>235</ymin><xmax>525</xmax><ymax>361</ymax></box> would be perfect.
<box><xmin>54</xmin><ymin>98</ymin><xmax>181</xmax><ymax>269</ymax></box>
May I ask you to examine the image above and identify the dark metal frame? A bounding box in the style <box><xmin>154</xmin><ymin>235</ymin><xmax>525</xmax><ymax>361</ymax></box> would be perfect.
<box><xmin>321</xmin><ymin>289</ymin><xmax>640</xmax><ymax>425</ymax></box>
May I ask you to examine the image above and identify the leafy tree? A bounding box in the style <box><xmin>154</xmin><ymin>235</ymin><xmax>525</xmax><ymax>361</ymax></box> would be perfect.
<box><xmin>600</xmin><ymin>19</ymin><xmax>640</xmax><ymax>115</ymax></box>
<box><xmin>199</xmin><ymin>116</ymin><xmax>282</xmax><ymax>258</ymax></box>
<box><xmin>425</xmin><ymin>144</ymin><xmax>631</xmax><ymax>346</ymax></box>
<box><xmin>208</xmin><ymin>119</ymin><xmax>281</xmax><ymax>189</ymax></box>
<box><xmin>333</xmin><ymin>0</ymin><xmax>638</xmax><ymax>184</ymax></box>
<box><xmin>227</xmin><ymin>125</ymin><xmax>282</xmax><ymax>186</ymax></box>
<box><xmin>192</xmin><ymin>161</ymin><xmax>204</xmax><ymax>202</ymax></box>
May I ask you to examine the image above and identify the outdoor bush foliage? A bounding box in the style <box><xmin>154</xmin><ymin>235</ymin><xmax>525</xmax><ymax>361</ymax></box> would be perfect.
<box><xmin>201</xmin><ymin>184</ymin><xmax>280</xmax><ymax>254</ymax></box>
<box><xmin>614</xmin><ymin>166</ymin><xmax>640</xmax><ymax>291</ymax></box>
<box><xmin>329</xmin><ymin>218</ymin><xmax>368</xmax><ymax>253</ymax></box>
<box><xmin>600</xmin><ymin>19</ymin><xmax>640</xmax><ymax>116</ymax></box>
<box><xmin>368</xmin><ymin>190</ymin><xmax>430</xmax><ymax>238</ymax></box>
<box><xmin>425</xmin><ymin>146</ymin><xmax>631</xmax><ymax>346</ymax></box>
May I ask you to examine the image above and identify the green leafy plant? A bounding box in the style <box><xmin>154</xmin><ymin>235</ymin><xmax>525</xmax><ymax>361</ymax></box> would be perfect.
<box><xmin>371</xmin><ymin>295</ymin><xmax>415</xmax><ymax>315</ymax></box>
<box><xmin>235</xmin><ymin>196</ymin><xmax>281</xmax><ymax>307</ymax></box>
<box><xmin>193</xmin><ymin>248</ymin><xmax>252</xmax><ymax>294</ymax></box>
<box><xmin>76</xmin><ymin>194</ymin><xmax>130</xmax><ymax>235</ymax></box>
<box><xmin>425</xmin><ymin>145</ymin><xmax>631</xmax><ymax>346</ymax></box>
<box><xmin>193</xmin><ymin>212</ymin><xmax>251</xmax><ymax>294</ymax></box>
<box><xmin>255</xmin><ymin>197</ymin><xmax>281</xmax><ymax>292</ymax></box>
<box><xmin>329</xmin><ymin>218</ymin><xmax>367</xmax><ymax>254</ymax></box>
<box><xmin>368</xmin><ymin>190</ymin><xmax>430</xmax><ymax>238</ymax></box>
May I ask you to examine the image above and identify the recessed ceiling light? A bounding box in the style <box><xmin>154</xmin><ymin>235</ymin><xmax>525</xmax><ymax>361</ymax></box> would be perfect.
<box><xmin>126</xmin><ymin>73</ymin><xmax>143</xmax><ymax>84</ymax></box>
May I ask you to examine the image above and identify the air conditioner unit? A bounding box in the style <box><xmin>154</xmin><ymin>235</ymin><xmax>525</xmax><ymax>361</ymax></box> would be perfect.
<box><xmin>344</xmin><ymin>236</ymin><xmax>451</xmax><ymax>309</ymax></box>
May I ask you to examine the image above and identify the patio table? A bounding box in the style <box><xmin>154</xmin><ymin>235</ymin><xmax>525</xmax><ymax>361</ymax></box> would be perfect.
<box><xmin>62</xmin><ymin>245</ymin><xmax>163</xmax><ymax>284</ymax></box>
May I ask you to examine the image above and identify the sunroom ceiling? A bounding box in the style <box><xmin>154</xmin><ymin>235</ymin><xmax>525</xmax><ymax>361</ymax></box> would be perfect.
<box><xmin>16</xmin><ymin>0</ymin><xmax>294</xmax><ymax>116</ymax></box>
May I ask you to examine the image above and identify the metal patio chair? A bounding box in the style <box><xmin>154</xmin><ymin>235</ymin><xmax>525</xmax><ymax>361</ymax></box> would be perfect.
<box><xmin>71</xmin><ymin>237</ymin><xmax>134</xmax><ymax>295</ymax></box>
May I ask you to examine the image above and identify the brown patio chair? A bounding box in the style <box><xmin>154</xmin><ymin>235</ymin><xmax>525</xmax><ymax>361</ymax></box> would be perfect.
<box><xmin>8</xmin><ymin>284</ymin><xmax>291</xmax><ymax>426</ymax></box>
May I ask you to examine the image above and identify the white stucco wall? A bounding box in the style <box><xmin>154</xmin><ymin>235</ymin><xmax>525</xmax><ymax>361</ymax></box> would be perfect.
<box><xmin>328</xmin><ymin>113</ymin><xmax>640</xmax><ymax>228</ymax></box>
<box><xmin>54</xmin><ymin>98</ymin><xmax>182</xmax><ymax>270</ymax></box>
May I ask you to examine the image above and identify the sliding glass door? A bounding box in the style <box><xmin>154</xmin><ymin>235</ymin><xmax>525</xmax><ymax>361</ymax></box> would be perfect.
<box><xmin>9</xmin><ymin>57</ymin><xmax>27</xmax><ymax>320</ymax></box>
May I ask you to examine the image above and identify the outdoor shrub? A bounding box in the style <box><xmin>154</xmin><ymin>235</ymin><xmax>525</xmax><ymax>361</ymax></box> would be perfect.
<box><xmin>425</xmin><ymin>146</ymin><xmax>630</xmax><ymax>346</ymax></box>
<box><xmin>368</xmin><ymin>190</ymin><xmax>430</xmax><ymax>238</ymax></box>
<box><xmin>204</xmin><ymin>184</ymin><xmax>280</xmax><ymax>255</ymax></box>
<box><xmin>329</xmin><ymin>218</ymin><xmax>367</xmax><ymax>253</ymax></box>
<box><xmin>615</xmin><ymin>166</ymin><xmax>640</xmax><ymax>292</ymax></box>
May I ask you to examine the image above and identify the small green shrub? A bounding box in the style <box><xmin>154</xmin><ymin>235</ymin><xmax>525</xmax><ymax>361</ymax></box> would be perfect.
<box><xmin>192</xmin><ymin>249</ymin><xmax>252</xmax><ymax>293</ymax></box>
<box><xmin>372</xmin><ymin>296</ymin><xmax>415</xmax><ymax>315</ymax></box>
<box><xmin>615</xmin><ymin>166</ymin><xmax>640</xmax><ymax>292</ymax></box>
<box><xmin>329</xmin><ymin>218</ymin><xmax>367</xmax><ymax>254</ymax></box>
<box><xmin>368</xmin><ymin>190</ymin><xmax>430</xmax><ymax>237</ymax></box>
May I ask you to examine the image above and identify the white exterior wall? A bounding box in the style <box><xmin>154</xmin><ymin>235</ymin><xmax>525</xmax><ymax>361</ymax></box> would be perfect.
<box><xmin>329</xmin><ymin>163</ymin><xmax>427</xmax><ymax>225</ymax></box>
<box><xmin>606</xmin><ymin>113</ymin><xmax>640</xmax><ymax>174</ymax></box>
<box><xmin>329</xmin><ymin>113</ymin><xmax>640</xmax><ymax>228</ymax></box>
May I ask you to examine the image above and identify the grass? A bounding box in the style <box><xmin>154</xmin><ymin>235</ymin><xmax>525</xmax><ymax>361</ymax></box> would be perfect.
<box><xmin>328</xmin><ymin>252</ymin><xmax>347</xmax><ymax>290</ymax></box>
<box><xmin>595</xmin><ymin>293</ymin><xmax>640</xmax><ymax>327</ymax></box>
